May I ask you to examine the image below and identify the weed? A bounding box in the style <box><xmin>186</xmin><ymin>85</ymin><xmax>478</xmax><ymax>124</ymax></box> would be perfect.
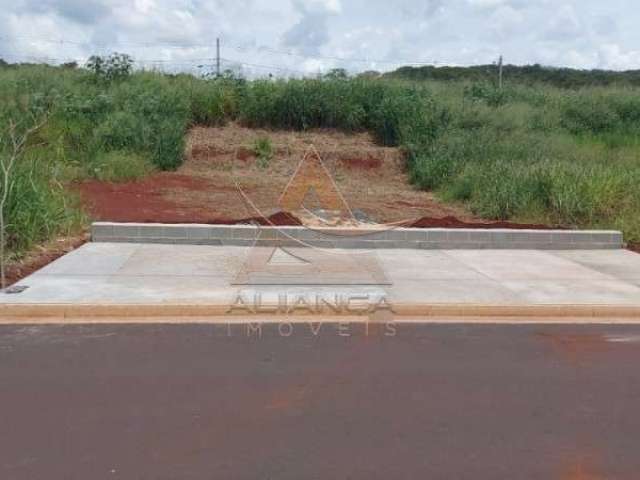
<box><xmin>253</xmin><ymin>137</ymin><xmax>273</xmax><ymax>169</ymax></box>
<box><xmin>89</xmin><ymin>151</ymin><xmax>154</xmax><ymax>182</ymax></box>
<box><xmin>4</xmin><ymin>62</ymin><xmax>640</xmax><ymax>258</ymax></box>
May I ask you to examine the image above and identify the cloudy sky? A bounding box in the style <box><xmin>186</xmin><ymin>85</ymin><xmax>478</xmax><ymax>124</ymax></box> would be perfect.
<box><xmin>1</xmin><ymin>0</ymin><xmax>639</xmax><ymax>76</ymax></box>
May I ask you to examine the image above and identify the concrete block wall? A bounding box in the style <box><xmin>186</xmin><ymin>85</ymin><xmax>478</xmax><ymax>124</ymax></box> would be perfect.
<box><xmin>91</xmin><ymin>223</ymin><xmax>624</xmax><ymax>250</ymax></box>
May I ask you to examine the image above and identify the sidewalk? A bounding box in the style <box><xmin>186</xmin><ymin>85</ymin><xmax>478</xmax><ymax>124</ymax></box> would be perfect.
<box><xmin>1</xmin><ymin>242</ymin><xmax>640</xmax><ymax>320</ymax></box>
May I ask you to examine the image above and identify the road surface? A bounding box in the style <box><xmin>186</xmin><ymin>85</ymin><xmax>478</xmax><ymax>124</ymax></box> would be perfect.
<box><xmin>1</xmin><ymin>322</ymin><xmax>639</xmax><ymax>479</ymax></box>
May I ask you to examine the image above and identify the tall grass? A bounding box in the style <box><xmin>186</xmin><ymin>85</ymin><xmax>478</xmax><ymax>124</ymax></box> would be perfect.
<box><xmin>3</xmin><ymin>63</ymin><xmax>640</xmax><ymax>258</ymax></box>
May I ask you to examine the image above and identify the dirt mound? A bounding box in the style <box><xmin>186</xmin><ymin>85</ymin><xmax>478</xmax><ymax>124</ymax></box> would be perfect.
<box><xmin>338</xmin><ymin>153</ymin><xmax>383</xmax><ymax>169</ymax></box>
<box><xmin>408</xmin><ymin>215</ymin><xmax>556</xmax><ymax>230</ymax></box>
<box><xmin>76</xmin><ymin>123</ymin><xmax>499</xmax><ymax>227</ymax></box>
<box><xmin>235</xmin><ymin>211</ymin><xmax>303</xmax><ymax>226</ymax></box>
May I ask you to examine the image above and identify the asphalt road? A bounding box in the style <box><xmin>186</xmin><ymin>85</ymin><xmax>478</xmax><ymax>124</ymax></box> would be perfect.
<box><xmin>1</xmin><ymin>322</ymin><xmax>639</xmax><ymax>479</ymax></box>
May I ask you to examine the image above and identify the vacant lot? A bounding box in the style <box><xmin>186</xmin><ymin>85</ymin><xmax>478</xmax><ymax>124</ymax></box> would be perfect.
<box><xmin>78</xmin><ymin>123</ymin><xmax>472</xmax><ymax>225</ymax></box>
<box><xmin>2</xmin><ymin>61</ymin><xmax>640</xmax><ymax>271</ymax></box>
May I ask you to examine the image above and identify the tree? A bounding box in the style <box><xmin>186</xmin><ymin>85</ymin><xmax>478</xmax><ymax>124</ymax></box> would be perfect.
<box><xmin>85</xmin><ymin>53</ymin><xmax>134</xmax><ymax>82</ymax></box>
<box><xmin>324</xmin><ymin>68</ymin><xmax>349</xmax><ymax>80</ymax></box>
<box><xmin>0</xmin><ymin>116</ymin><xmax>47</xmax><ymax>288</ymax></box>
<box><xmin>358</xmin><ymin>70</ymin><xmax>382</xmax><ymax>79</ymax></box>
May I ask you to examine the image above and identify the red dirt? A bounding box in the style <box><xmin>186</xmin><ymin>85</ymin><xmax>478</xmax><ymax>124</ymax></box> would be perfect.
<box><xmin>73</xmin><ymin>124</ymin><xmax>579</xmax><ymax>232</ymax></box>
<box><xmin>212</xmin><ymin>211</ymin><xmax>303</xmax><ymax>226</ymax></box>
<box><xmin>244</xmin><ymin>211</ymin><xmax>302</xmax><ymax>226</ymax></box>
<box><xmin>77</xmin><ymin>171</ymin><xmax>302</xmax><ymax>226</ymax></box>
<box><xmin>75</xmin><ymin>124</ymin><xmax>482</xmax><ymax>226</ymax></box>
<box><xmin>5</xmin><ymin>234</ymin><xmax>89</xmax><ymax>287</ymax></box>
<box><xmin>76</xmin><ymin>174</ymin><xmax>229</xmax><ymax>224</ymax></box>
<box><xmin>339</xmin><ymin>154</ymin><xmax>383</xmax><ymax>169</ymax></box>
<box><xmin>408</xmin><ymin>215</ymin><xmax>556</xmax><ymax>230</ymax></box>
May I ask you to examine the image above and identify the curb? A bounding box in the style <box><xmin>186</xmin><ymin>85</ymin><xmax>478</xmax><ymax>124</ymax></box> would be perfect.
<box><xmin>2</xmin><ymin>303</ymin><xmax>640</xmax><ymax>323</ymax></box>
<box><xmin>91</xmin><ymin>223</ymin><xmax>624</xmax><ymax>250</ymax></box>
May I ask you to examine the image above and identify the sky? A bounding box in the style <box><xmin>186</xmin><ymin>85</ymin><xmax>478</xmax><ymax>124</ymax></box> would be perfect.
<box><xmin>1</xmin><ymin>0</ymin><xmax>639</xmax><ymax>76</ymax></box>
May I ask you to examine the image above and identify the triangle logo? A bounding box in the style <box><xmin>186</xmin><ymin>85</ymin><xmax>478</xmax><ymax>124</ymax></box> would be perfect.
<box><xmin>279</xmin><ymin>147</ymin><xmax>354</xmax><ymax>219</ymax></box>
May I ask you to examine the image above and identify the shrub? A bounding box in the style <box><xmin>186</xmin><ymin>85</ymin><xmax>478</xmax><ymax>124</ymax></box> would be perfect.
<box><xmin>2</xmin><ymin>156</ymin><xmax>83</xmax><ymax>253</ymax></box>
<box><xmin>85</xmin><ymin>53</ymin><xmax>134</xmax><ymax>82</ymax></box>
<box><xmin>89</xmin><ymin>151</ymin><xmax>154</xmax><ymax>182</ymax></box>
<box><xmin>560</xmin><ymin>94</ymin><xmax>620</xmax><ymax>134</ymax></box>
<box><xmin>253</xmin><ymin>137</ymin><xmax>273</xmax><ymax>169</ymax></box>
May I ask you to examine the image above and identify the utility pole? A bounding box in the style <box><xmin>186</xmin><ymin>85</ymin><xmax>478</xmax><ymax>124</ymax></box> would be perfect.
<box><xmin>498</xmin><ymin>55</ymin><xmax>503</xmax><ymax>89</ymax></box>
<box><xmin>216</xmin><ymin>37</ymin><xmax>221</xmax><ymax>78</ymax></box>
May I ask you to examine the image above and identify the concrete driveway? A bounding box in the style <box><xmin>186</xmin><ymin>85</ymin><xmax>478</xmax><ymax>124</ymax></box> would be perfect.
<box><xmin>1</xmin><ymin>243</ymin><xmax>640</xmax><ymax>321</ymax></box>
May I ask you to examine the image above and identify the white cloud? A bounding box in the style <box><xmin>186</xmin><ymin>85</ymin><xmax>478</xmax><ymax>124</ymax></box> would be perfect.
<box><xmin>598</xmin><ymin>44</ymin><xmax>640</xmax><ymax>70</ymax></box>
<box><xmin>0</xmin><ymin>0</ymin><xmax>638</xmax><ymax>74</ymax></box>
<box><xmin>544</xmin><ymin>4</ymin><xmax>582</xmax><ymax>41</ymax></box>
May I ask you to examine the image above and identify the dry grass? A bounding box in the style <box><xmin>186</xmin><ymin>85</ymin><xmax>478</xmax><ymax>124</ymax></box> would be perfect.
<box><xmin>182</xmin><ymin>123</ymin><xmax>472</xmax><ymax>223</ymax></box>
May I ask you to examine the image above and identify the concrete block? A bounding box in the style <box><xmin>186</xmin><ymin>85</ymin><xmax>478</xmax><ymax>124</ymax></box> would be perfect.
<box><xmin>113</xmin><ymin>224</ymin><xmax>139</xmax><ymax>239</ymax></box>
<box><xmin>611</xmin><ymin>231</ymin><xmax>624</xmax><ymax>246</ymax></box>
<box><xmin>501</xmin><ymin>231</ymin><xmax>529</xmax><ymax>243</ymax></box>
<box><xmin>187</xmin><ymin>226</ymin><xmax>211</xmax><ymax>240</ymax></box>
<box><xmin>139</xmin><ymin>225</ymin><xmax>165</xmax><ymax>239</ymax></box>
<box><xmin>447</xmin><ymin>230</ymin><xmax>471</xmax><ymax>243</ymax></box>
<box><xmin>255</xmin><ymin>228</ymin><xmax>277</xmax><ymax>240</ymax></box>
<box><xmin>163</xmin><ymin>226</ymin><xmax>188</xmax><ymax>239</ymax></box>
<box><xmin>207</xmin><ymin>226</ymin><xmax>233</xmax><ymax>240</ymax></box>
<box><xmin>306</xmin><ymin>240</ymin><xmax>336</xmax><ymax>249</ymax></box>
<box><xmin>359</xmin><ymin>230</ymin><xmax>389</xmax><ymax>242</ymax></box>
<box><xmin>298</xmin><ymin>228</ymin><xmax>322</xmax><ymax>241</ymax></box>
<box><xmin>92</xmin><ymin>223</ymin><xmax>114</xmax><ymax>241</ymax></box>
<box><xmin>221</xmin><ymin>239</ymin><xmax>255</xmax><ymax>247</ymax></box>
<box><xmin>91</xmin><ymin>223</ymin><xmax>624</xmax><ymax>251</ymax></box>
<box><xmin>404</xmin><ymin>230</ymin><xmax>426</xmax><ymax>242</ymax></box>
<box><xmin>551</xmin><ymin>232</ymin><xmax>573</xmax><ymax>244</ymax></box>
<box><xmin>527</xmin><ymin>231</ymin><xmax>552</xmax><ymax>244</ymax></box>
<box><xmin>425</xmin><ymin>230</ymin><xmax>449</xmax><ymax>242</ymax></box>
<box><xmin>371</xmin><ymin>241</ymin><xmax>395</xmax><ymax>249</ymax></box>
<box><xmin>468</xmin><ymin>230</ymin><xmax>492</xmax><ymax>243</ymax></box>
<box><xmin>572</xmin><ymin>232</ymin><xmax>595</xmax><ymax>244</ymax></box>
<box><xmin>336</xmin><ymin>240</ymin><xmax>376</xmax><ymax>249</ymax></box>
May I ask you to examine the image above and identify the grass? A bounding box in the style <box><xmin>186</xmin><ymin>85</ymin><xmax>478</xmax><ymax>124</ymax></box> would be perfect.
<box><xmin>2</xmin><ymin>62</ymin><xmax>640</xmax><ymax>260</ymax></box>
<box><xmin>253</xmin><ymin>137</ymin><xmax>274</xmax><ymax>169</ymax></box>
<box><xmin>88</xmin><ymin>151</ymin><xmax>154</xmax><ymax>182</ymax></box>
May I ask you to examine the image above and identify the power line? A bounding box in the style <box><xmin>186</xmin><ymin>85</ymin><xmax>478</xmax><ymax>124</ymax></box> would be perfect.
<box><xmin>0</xmin><ymin>50</ymin><xmax>319</xmax><ymax>77</ymax></box>
<box><xmin>220</xmin><ymin>57</ymin><xmax>314</xmax><ymax>76</ymax></box>
<box><xmin>231</xmin><ymin>44</ymin><xmax>436</xmax><ymax>66</ymax></box>
<box><xmin>0</xmin><ymin>34</ymin><xmax>450</xmax><ymax>68</ymax></box>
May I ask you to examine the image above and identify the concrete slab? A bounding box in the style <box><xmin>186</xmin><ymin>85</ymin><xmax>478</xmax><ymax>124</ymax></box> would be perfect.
<box><xmin>553</xmin><ymin>249</ymin><xmax>640</xmax><ymax>282</ymax></box>
<box><xmin>2</xmin><ymin>243</ymin><xmax>640</xmax><ymax>319</ymax></box>
<box><xmin>91</xmin><ymin>222</ymin><xmax>625</xmax><ymax>250</ymax></box>
<box><xmin>386</xmin><ymin>279</ymin><xmax>520</xmax><ymax>304</ymax></box>
<box><xmin>35</xmin><ymin>243</ymin><xmax>141</xmax><ymax>276</ymax></box>
<box><xmin>443</xmin><ymin>250</ymin><xmax>617</xmax><ymax>281</ymax></box>
<box><xmin>501</xmin><ymin>279</ymin><xmax>640</xmax><ymax>305</ymax></box>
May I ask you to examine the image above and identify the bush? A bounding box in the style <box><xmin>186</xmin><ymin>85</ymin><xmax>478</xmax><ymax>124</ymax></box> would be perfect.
<box><xmin>253</xmin><ymin>137</ymin><xmax>273</xmax><ymax>169</ymax></box>
<box><xmin>85</xmin><ymin>53</ymin><xmax>133</xmax><ymax>83</ymax></box>
<box><xmin>560</xmin><ymin>94</ymin><xmax>620</xmax><ymax>134</ymax></box>
<box><xmin>89</xmin><ymin>151</ymin><xmax>154</xmax><ymax>182</ymax></box>
<box><xmin>2</xmin><ymin>157</ymin><xmax>83</xmax><ymax>253</ymax></box>
<box><xmin>5</xmin><ymin>64</ymin><xmax>640</xmax><ymax>256</ymax></box>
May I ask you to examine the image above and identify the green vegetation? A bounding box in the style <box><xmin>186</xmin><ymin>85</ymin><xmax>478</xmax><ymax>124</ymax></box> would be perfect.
<box><xmin>253</xmin><ymin>137</ymin><xmax>274</xmax><ymax>169</ymax></box>
<box><xmin>388</xmin><ymin>64</ymin><xmax>640</xmax><ymax>88</ymax></box>
<box><xmin>2</xmin><ymin>57</ymin><xmax>640</xmax><ymax>261</ymax></box>
<box><xmin>89</xmin><ymin>151</ymin><xmax>154</xmax><ymax>182</ymax></box>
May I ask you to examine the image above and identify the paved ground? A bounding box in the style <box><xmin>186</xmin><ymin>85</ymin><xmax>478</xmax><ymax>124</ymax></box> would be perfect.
<box><xmin>1</xmin><ymin>323</ymin><xmax>639</xmax><ymax>479</ymax></box>
<box><xmin>2</xmin><ymin>242</ymin><xmax>640</xmax><ymax>307</ymax></box>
